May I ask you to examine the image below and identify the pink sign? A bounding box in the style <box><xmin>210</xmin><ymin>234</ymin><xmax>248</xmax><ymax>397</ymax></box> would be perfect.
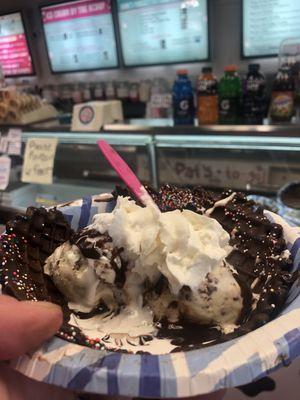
<box><xmin>42</xmin><ymin>0</ymin><xmax>111</xmax><ymax>24</ymax></box>
<box><xmin>0</xmin><ymin>33</ymin><xmax>33</xmax><ymax>75</ymax></box>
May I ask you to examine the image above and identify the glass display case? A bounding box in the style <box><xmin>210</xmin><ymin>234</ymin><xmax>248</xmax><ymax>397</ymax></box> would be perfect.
<box><xmin>1</xmin><ymin>124</ymin><xmax>300</xmax><ymax>226</ymax></box>
<box><xmin>2</xmin><ymin>131</ymin><xmax>153</xmax><ymax>211</ymax></box>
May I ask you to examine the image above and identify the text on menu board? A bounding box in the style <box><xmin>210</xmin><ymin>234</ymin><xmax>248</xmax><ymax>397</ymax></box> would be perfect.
<box><xmin>41</xmin><ymin>0</ymin><xmax>117</xmax><ymax>72</ymax></box>
<box><xmin>118</xmin><ymin>0</ymin><xmax>208</xmax><ymax>66</ymax></box>
<box><xmin>21</xmin><ymin>138</ymin><xmax>58</xmax><ymax>185</ymax></box>
<box><xmin>0</xmin><ymin>12</ymin><xmax>33</xmax><ymax>76</ymax></box>
<box><xmin>243</xmin><ymin>0</ymin><xmax>300</xmax><ymax>57</ymax></box>
<box><xmin>42</xmin><ymin>0</ymin><xmax>111</xmax><ymax>23</ymax></box>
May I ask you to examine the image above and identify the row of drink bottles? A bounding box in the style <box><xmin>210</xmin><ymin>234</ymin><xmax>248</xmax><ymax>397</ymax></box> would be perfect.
<box><xmin>43</xmin><ymin>81</ymin><xmax>154</xmax><ymax>106</ymax></box>
<box><xmin>173</xmin><ymin>63</ymin><xmax>298</xmax><ymax>125</ymax></box>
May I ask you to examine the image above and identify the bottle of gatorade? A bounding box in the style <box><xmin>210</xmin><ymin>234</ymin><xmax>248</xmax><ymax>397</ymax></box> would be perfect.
<box><xmin>197</xmin><ymin>67</ymin><xmax>218</xmax><ymax>124</ymax></box>
<box><xmin>270</xmin><ymin>64</ymin><xmax>294</xmax><ymax>123</ymax></box>
<box><xmin>172</xmin><ymin>69</ymin><xmax>195</xmax><ymax>125</ymax></box>
<box><xmin>243</xmin><ymin>63</ymin><xmax>266</xmax><ymax>124</ymax></box>
<box><xmin>219</xmin><ymin>65</ymin><xmax>242</xmax><ymax>124</ymax></box>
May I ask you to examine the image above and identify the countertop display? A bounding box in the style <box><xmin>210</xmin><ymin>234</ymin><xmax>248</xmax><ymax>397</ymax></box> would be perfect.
<box><xmin>0</xmin><ymin>122</ymin><xmax>299</xmax><ymax>226</ymax></box>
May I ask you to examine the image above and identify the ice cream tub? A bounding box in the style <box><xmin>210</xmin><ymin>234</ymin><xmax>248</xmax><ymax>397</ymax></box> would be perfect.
<box><xmin>3</xmin><ymin>194</ymin><xmax>300</xmax><ymax>398</ymax></box>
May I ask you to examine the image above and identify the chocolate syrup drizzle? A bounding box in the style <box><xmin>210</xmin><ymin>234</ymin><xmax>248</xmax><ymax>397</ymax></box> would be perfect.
<box><xmin>71</xmin><ymin>228</ymin><xmax>127</xmax><ymax>288</ymax></box>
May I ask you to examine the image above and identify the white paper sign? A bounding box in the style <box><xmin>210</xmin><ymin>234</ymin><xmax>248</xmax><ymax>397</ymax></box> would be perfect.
<box><xmin>0</xmin><ymin>156</ymin><xmax>11</xmax><ymax>190</ymax></box>
<box><xmin>21</xmin><ymin>138</ymin><xmax>58</xmax><ymax>184</ymax></box>
<box><xmin>7</xmin><ymin>128</ymin><xmax>22</xmax><ymax>155</ymax></box>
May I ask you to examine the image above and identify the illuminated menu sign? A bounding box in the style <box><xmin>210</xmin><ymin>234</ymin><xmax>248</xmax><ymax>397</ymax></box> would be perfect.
<box><xmin>41</xmin><ymin>0</ymin><xmax>118</xmax><ymax>72</ymax></box>
<box><xmin>117</xmin><ymin>0</ymin><xmax>209</xmax><ymax>66</ymax></box>
<box><xmin>243</xmin><ymin>0</ymin><xmax>300</xmax><ymax>57</ymax></box>
<box><xmin>0</xmin><ymin>12</ymin><xmax>33</xmax><ymax>76</ymax></box>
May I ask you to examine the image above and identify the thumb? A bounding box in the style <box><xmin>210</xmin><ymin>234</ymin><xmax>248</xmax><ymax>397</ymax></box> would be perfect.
<box><xmin>0</xmin><ymin>295</ymin><xmax>63</xmax><ymax>360</ymax></box>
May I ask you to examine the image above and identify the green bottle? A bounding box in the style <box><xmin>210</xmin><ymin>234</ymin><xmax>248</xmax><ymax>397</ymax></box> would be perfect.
<box><xmin>219</xmin><ymin>65</ymin><xmax>242</xmax><ymax>124</ymax></box>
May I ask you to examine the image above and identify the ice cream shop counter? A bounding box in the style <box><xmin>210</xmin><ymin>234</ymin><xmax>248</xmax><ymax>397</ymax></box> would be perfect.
<box><xmin>0</xmin><ymin>123</ymin><xmax>300</xmax><ymax>226</ymax></box>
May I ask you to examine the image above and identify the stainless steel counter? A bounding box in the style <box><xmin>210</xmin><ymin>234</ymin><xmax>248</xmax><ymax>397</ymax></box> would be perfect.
<box><xmin>18</xmin><ymin>118</ymin><xmax>300</xmax><ymax>137</ymax></box>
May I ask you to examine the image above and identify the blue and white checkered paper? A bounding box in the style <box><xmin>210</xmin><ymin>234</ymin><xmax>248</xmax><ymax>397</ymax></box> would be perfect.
<box><xmin>9</xmin><ymin>197</ymin><xmax>300</xmax><ymax>398</ymax></box>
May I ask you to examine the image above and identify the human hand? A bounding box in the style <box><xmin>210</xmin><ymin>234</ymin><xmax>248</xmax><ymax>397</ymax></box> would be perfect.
<box><xmin>0</xmin><ymin>294</ymin><xmax>69</xmax><ymax>400</ymax></box>
<box><xmin>0</xmin><ymin>294</ymin><xmax>62</xmax><ymax>360</ymax></box>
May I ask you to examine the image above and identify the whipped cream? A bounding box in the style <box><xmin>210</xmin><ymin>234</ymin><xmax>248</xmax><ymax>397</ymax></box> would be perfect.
<box><xmin>92</xmin><ymin>196</ymin><xmax>233</xmax><ymax>295</ymax></box>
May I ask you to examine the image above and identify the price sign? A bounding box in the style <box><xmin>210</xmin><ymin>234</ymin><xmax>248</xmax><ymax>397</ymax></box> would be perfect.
<box><xmin>21</xmin><ymin>138</ymin><xmax>58</xmax><ymax>184</ymax></box>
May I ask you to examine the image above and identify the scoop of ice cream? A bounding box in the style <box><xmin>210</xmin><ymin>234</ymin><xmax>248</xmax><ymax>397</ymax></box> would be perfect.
<box><xmin>179</xmin><ymin>263</ymin><xmax>243</xmax><ymax>331</ymax></box>
<box><xmin>91</xmin><ymin>196</ymin><xmax>243</xmax><ymax>329</ymax></box>
<box><xmin>44</xmin><ymin>230</ymin><xmax>125</xmax><ymax>313</ymax></box>
<box><xmin>144</xmin><ymin>266</ymin><xmax>242</xmax><ymax>331</ymax></box>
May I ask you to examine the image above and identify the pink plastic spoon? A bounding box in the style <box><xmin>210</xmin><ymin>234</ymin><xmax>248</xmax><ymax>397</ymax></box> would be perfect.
<box><xmin>97</xmin><ymin>139</ymin><xmax>160</xmax><ymax>211</ymax></box>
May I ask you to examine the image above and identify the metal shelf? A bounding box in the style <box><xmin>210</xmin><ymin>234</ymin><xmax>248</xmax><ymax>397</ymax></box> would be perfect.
<box><xmin>155</xmin><ymin>135</ymin><xmax>300</xmax><ymax>151</ymax></box>
<box><xmin>21</xmin><ymin>132</ymin><xmax>153</xmax><ymax>147</ymax></box>
<box><xmin>21</xmin><ymin>130</ymin><xmax>300</xmax><ymax>151</ymax></box>
<box><xmin>104</xmin><ymin>119</ymin><xmax>300</xmax><ymax>137</ymax></box>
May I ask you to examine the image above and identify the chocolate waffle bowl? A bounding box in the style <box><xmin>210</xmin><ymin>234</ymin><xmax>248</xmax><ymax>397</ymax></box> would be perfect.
<box><xmin>1</xmin><ymin>188</ymin><xmax>300</xmax><ymax>398</ymax></box>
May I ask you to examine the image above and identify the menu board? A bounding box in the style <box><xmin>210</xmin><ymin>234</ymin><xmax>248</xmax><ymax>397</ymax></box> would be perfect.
<box><xmin>243</xmin><ymin>0</ymin><xmax>300</xmax><ymax>57</ymax></box>
<box><xmin>41</xmin><ymin>0</ymin><xmax>118</xmax><ymax>72</ymax></box>
<box><xmin>117</xmin><ymin>0</ymin><xmax>209</xmax><ymax>66</ymax></box>
<box><xmin>0</xmin><ymin>12</ymin><xmax>33</xmax><ymax>76</ymax></box>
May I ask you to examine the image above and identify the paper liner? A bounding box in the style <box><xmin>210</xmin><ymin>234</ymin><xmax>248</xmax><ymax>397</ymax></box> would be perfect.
<box><xmin>2</xmin><ymin>195</ymin><xmax>300</xmax><ymax>398</ymax></box>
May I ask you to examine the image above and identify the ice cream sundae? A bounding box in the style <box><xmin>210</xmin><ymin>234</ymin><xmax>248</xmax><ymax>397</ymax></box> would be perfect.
<box><xmin>0</xmin><ymin>185</ymin><xmax>297</xmax><ymax>354</ymax></box>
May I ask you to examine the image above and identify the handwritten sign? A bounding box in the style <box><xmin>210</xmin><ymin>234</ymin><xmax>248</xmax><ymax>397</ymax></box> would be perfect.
<box><xmin>137</xmin><ymin>154</ymin><xmax>269</xmax><ymax>190</ymax></box>
<box><xmin>184</xmin><ymin>159</ymin><xmax>268</xmax><ymax>188</ymax></box>
<box><xmin>0</xmin><ymin>156</ymin><xmax>11</xmax><ymax>190</ymax></box>
<box><xmin>21</xmin><ymin>138</ymin><xmax>58</xmax><ymax>184</ymax></box>
<box><xmin>7</xmin><ymin>128</ymin><xmax>22</xmax><ymax>155</ymax></box>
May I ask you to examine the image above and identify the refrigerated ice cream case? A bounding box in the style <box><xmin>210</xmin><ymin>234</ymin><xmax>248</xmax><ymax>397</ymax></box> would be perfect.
<box><xmin>1</xmin><ymin>123</ymin><xmax>300</xmax><ymax>226</ymax></box>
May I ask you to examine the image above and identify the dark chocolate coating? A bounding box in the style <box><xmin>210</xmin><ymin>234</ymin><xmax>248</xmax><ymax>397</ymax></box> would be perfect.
<box><xmin>0</xmin><ymin>207</ymin><xmax>104</xmax><ymax>350</ymax></box>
